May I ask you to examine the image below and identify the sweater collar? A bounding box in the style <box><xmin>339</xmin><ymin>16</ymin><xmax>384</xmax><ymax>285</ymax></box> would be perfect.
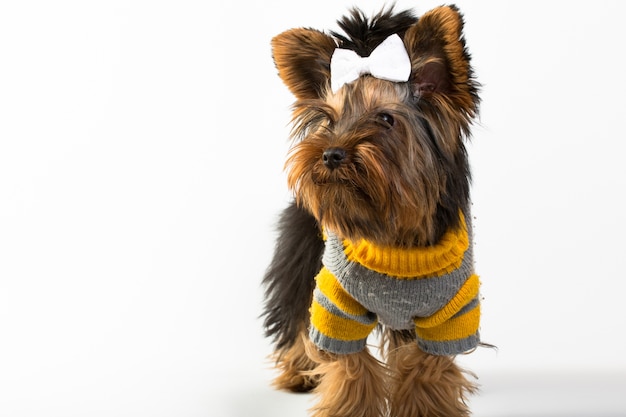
<box><xmin>335</xmin><ymin>213</ymin><xmax>470</xmax><ymax>279</ymax></box>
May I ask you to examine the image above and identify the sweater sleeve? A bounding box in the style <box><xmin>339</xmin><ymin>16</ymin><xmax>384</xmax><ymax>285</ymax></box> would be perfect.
<box><xmin>413</xmin><ymin>273</ymin><xmax>481</xmax><ymax>355</ymax></box>
<box><xmin>309</xmin><ymin>267</ymin><xmax>378</xmax><ymax>354</ymax></box>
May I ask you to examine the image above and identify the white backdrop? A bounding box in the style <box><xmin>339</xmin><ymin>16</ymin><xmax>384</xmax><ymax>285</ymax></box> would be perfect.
<box><xmin>1</xmin><ymin>1</ymin><xmax>625</xmax><ymax>416</ymax></box>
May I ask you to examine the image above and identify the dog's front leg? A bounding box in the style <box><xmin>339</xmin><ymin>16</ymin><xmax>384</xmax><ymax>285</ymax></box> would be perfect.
<box><xmin>304</xmin><ymin>340</ymin><xmax>388</xmax><ymax>417</ymax></box>
<box><xmin>388</xmin><ymin>341</ymin><xmax>476</xmax><ymax>417</ymax></box>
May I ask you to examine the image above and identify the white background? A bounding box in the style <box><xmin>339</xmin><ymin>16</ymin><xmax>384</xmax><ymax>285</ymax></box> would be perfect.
<box><xmin>1</xmin><ymin>1</ymin><xmax>625</xmax><ymax>416</ymax></box>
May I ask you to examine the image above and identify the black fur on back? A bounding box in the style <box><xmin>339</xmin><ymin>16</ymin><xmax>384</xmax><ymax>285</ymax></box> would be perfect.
<box><xmin>261</xmin><ymin>201</ymin><xmax>324</xmax><ymax>350</ymax></box>
<box><xmin>331</xmin><ymin>6</ymin><xmax>418</xmax><ymax>57</ymax></box>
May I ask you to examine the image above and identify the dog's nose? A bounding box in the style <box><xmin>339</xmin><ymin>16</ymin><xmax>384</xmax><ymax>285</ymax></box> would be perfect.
<box><xmin>322</xmin><ymin>147</ymin><xmax>347</xmax><ymax>169</ymax></box>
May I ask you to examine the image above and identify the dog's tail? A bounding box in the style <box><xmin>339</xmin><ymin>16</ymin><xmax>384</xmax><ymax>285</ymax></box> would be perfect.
<box><xmin>261</xmin><ymin>201</ymin><xmax>324</xmax><ymax>351</ymax></box>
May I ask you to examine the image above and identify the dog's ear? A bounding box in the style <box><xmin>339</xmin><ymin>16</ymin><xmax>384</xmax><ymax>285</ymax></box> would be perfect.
<box><xmin>272</xmin><ymin>28</ymin><xmax>336</xmax><ymax>100</ymax></box>
<box><xmin>403</xmin><ymin>5</ymin><xmax>479</xmax><ymax>116</ymax></box>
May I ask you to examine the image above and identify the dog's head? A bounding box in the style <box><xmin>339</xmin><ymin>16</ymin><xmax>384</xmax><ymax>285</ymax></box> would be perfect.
<box><xmin>272</xmin><ymin>5</ymin><xmax>479</xmax><ymax>247</ymax></box>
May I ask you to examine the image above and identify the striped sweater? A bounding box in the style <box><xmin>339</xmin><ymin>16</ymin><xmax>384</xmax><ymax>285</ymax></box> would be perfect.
<box><xmin>309</xmin><ymin>214</ymin><xmax>480</xmax><ymax>356</ymax></box>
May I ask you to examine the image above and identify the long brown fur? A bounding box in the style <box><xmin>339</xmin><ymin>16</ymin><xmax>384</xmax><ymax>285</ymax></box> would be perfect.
<box><xmin>271</xmin><ymin>326</ymin><xmax>320</xmax><ymax>393</ymax></box>
<box><xmin>264</xmin><ymin>5</ymin><xmax>484</xmax><ymax>417</ymax></box>
<box><xmin>304</xmin><ymin>339</ymin><xmax>388</xmax><ymax>417</ymax></box>
<box><xmin>386</xmin><ymin>340</ymin><xmax>476</xmax><ymax>417</ymax></box>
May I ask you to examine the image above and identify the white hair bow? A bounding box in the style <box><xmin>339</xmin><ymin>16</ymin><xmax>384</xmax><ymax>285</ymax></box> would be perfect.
<box><xmin>330</xmin><ymin>33</ymin><xmax>411</xmax><ymax>93</ymax></box>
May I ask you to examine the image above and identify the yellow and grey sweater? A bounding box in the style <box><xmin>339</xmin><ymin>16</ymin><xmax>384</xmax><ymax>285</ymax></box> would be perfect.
<box><xmin>309</xmin><ymin>214</ymin><xmax>480</xmax><ymax>356</ymax></box>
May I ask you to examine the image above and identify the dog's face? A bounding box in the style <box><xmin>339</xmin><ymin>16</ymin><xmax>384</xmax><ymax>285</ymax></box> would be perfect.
<box><xmin>272</xmin><ymin>6</ymin><xmax>479</xmax><ymax>247</ymax></box>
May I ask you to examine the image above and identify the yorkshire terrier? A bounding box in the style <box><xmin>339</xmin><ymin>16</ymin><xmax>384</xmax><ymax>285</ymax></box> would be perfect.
<box><xmin>262</xmin><ymin>4</ymin><xmax>483</xmax><ymax>417</ymax></box>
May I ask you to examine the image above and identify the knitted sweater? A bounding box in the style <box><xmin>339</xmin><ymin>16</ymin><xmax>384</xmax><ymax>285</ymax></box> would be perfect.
<box><xmin>309</xmin><ymin>214</ymin><xmax>480</xmax><ymax>356</ymax></box>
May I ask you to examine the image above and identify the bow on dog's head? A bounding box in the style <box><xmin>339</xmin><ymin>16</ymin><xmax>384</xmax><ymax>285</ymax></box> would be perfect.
<box><xmin>271</xmin><ymin>5</ymin><xmax>478</xmax><ymax>116</ymax></box>
<box><xmin>330</xmin><ymin>33</ymin><xmax>411</xmax><ymax>93</ymax></box>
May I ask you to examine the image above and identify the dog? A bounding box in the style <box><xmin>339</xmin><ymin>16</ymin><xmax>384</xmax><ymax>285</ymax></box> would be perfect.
<box><xmin>262</xmin><ymin>5</ymin><xmax>483</xmax><ymax>416</ymax></box>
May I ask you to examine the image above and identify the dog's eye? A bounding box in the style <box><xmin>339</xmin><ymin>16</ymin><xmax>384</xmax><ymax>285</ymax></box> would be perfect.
<box><xmin>295</xmin><ymin>113</ymin><xmax>334</xmax><ymax>140</ymax></box>
<box><xmin>377</xmin><ymin>113</ymin><xmax>395</xmax><ymax>128</ymax></box>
